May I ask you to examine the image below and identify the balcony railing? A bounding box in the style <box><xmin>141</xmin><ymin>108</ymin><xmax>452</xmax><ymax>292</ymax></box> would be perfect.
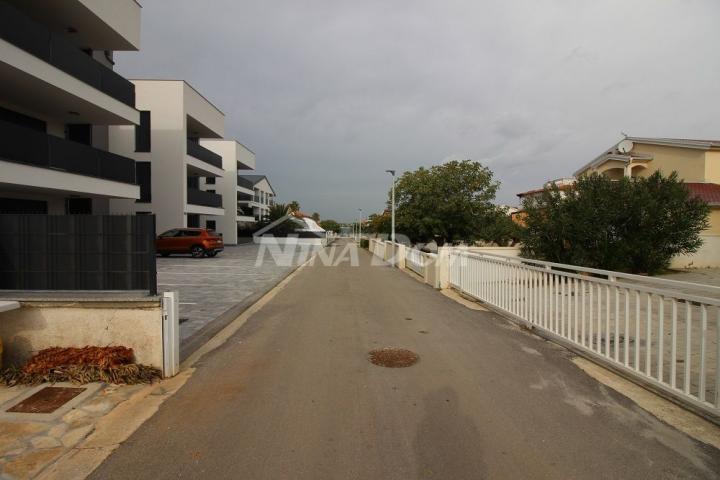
<box><xmin>187</xmin><ymin>188</ymin><xmax>222</xmax><ymax>208</ymax></box>
<box><xmin>0</xmin><ymin>118</ymin><xmax>136</xmax><ymax>184</ymax></box>
<box><xmin>186</xmin><ymin>140</ymin><xmax>223</xmax><ymax>169</ymax></box>
<box><xmin>0</xmin><ymin>2</ymin><xmax>135</xmax><ymax>107</ymax></box>
<box><xmin>237</xmin><ymin>176</ymin><xmax>254</xmax><ymax>190</ymax></box>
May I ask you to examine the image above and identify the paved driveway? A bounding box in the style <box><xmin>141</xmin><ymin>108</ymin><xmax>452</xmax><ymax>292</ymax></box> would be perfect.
<box><xmin>93</xmin><ymin>241</ymin><xmax>720</xmax><ymax>479</ymax></box>
<box><xmin>157</xmin><ymin>243</ymin><xmax>312</xmax><ymax>355</ymax></box>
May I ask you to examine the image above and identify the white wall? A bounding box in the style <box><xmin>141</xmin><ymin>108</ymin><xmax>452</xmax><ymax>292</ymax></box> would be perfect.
<box><xmin>110</xmin><ymin>81</ymin><xmax>189</xmax><ymax>233</ymax></box>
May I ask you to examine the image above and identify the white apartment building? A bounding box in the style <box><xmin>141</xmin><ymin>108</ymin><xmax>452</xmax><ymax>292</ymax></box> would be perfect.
<box><xmin>0</xmin><ymin>0</ymin><xmax>143</xmax><ymax>213</ymax></box>
<box><xmin>199</xmin><ymin>139</ymin><xmax>256</xmax><ymax>244</ymax></box>
<box><xmin>108</xmin><ymin>80</ymin><xmax>228</xmax><ymax>233</ymax></box>
<box><xmin>238</xmin><ymin>175</ymin><xmax>276</xmax><ymax>221</ymax></box>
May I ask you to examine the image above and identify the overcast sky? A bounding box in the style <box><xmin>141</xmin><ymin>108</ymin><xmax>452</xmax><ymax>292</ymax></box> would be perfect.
<box><xmin>116</xmin><ymin>0</ymin><xmax>720</xmax><ymax>222</ymax></box>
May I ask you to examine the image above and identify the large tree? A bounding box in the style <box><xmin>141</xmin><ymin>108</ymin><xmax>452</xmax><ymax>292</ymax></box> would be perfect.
<box><xmin>521</xmin><ymin>171</ymin><xmax>710</xmax><ymax>274</ymax></box>
<box><xmin>393</xmin><ymin>160</ymin><xmax>501</xmax><ymax>245</ymax></box>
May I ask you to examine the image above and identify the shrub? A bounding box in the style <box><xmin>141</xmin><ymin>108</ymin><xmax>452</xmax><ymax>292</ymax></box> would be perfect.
<box><xmin>520</xmin><ymin>172</ymin><xmax>709</xmax><ymax>274</ymax></box>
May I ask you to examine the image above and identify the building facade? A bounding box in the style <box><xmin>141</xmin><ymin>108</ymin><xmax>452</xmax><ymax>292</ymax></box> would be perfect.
<box><xmin>108</xmin><ymin>80</ymin><xmax>227</xmax><ymax>234</ymax></box>
<box><xmin>0</xmin><ymin>0</ymin><xmax>143</xmax><ymax>214</ymax></box>
<box><xmin>199</xmin><ymin>139</ymin><xmax>256</xmax><ymax>244</ymax></box>
<box><xmin>238</xmin><ymin>175</ymin><xmax>276</xmax><ymax>221</ymax></box>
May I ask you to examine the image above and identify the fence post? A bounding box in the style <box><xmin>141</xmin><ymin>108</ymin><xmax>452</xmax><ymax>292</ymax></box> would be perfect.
<box><xmin>397</xmin><ymin>244</ymin><xmax>406</xmax><ymax>269</ymax></box>
<box><xmin>162</xmin><ymin>291</ymin><xmax>180</xmax><ymax>378</ymax></box>
<box><xmin>436</xmin><ymin>247</ymin><xmax>451</xmax><ymax>289</ymax></box>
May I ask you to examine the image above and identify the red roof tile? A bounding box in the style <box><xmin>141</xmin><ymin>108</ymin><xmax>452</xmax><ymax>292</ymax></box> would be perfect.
<box><xmin>685</xmin><ymin>183</ymin><xmax>720</xmax><ymax>206</ymax></box>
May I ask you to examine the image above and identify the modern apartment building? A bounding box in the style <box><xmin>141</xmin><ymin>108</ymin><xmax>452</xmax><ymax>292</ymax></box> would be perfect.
<box><xmin>108</xmin><ymin>80</ymin><xmax>227</xmax><ymax>234</ymax></box>
<box><xmin>238</xmin><ymin>175</ymin><xmax>276</xmax><ymax>221</ymax></box>
<box><xmin>199</xmin><ymin>139</ymin><xmax>256</xmax><ymax>244</ymax></box>
<box><xmin>0</xmin><ymin>0</ymin><xmax>143</xmax><ymax>213</ymax></box>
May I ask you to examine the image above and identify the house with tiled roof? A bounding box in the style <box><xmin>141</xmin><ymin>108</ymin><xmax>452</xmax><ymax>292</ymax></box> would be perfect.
<box><xmin>574</xmin><ymin>137</ymin><xmax>720</xmax><ymax>268</ymax></box>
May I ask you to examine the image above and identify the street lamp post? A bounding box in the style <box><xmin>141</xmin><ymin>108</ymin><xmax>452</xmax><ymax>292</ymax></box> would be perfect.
<box><xmin>358</xmin><ymin>208</ymin><xmax>363</xmax><ymax>243</ymax></box>
<box><xmin>385</xmin><ymin>170</ymin><xmax>396</xmax><ymax>243</ymax></box>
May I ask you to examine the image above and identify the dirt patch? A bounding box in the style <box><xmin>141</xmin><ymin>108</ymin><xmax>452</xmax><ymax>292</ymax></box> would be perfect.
<box><xmin>368</xmin><ymin>347</ymin><xmax>419</xmax><ymax>368</ymax></box>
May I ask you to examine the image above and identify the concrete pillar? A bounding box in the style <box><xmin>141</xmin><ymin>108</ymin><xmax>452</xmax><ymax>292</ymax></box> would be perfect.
<box><xmin>437</xmin><ymin>247</ymin><xmax>451</xmax><ymax>289</ymax></box>
<box><xmin>397</xmin><ymin>244</ymin><xmax>406</xmax><ymax>269</ymax></box>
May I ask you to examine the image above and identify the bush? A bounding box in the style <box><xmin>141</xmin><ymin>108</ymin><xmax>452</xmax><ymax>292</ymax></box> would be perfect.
<box><xmin>360</xmin><ymin>238</ymin><xmax>369</xmax><ymax>249</ymax></box>
<box><xmin>520</xmin><ymin>172</ymin><xmax>709</xmax><ymax>274</ymax></box>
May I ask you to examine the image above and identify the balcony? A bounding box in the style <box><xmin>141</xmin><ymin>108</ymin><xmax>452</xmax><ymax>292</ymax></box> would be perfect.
<box><xmin>187</xmin><ymin>188</ymin><xmax>222</xmax><ymax>208</ymax></box>
<box><xmin>0</xmin><ymin>118</ymin><xmax>136</xmax><ymax>184</ymax></box>
<box><xmin>0</xmin><ymin>2</ymin><xmax>135</xmax><ymax>107</ymax></box>
<box><xmin>187</xmin><ymin>139</ymin><xmax>223</xmax><ymax>169</ymax></box>
<box><xmin>237</xmin><ymin>176</ymin><xmax>254</xmax><ymax>190</ymax></box>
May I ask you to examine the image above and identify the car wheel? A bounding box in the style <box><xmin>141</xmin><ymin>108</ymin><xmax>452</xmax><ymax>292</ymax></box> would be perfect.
<box><xmin>206</xmin><ymin>251</ymin><xmax>218</xmax><ymax>258</ymax></box>
<box><xmin>190</xmin><ymin>245</ymin><xmax>205</xmax><ymax>258</ymax></box>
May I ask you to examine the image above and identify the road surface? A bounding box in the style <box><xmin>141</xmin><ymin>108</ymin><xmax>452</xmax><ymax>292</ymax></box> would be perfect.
<box><xmin>91</xmin><ymin>241</ymin><xmax>720</xmax><ymax>479</ymax></box>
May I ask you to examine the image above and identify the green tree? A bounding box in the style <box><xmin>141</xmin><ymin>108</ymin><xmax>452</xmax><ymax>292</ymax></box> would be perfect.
<box><xmin>311</xmin><ymin>212</ymin><xmax>320</xmax><ymax>222</ymax></box>
<box><xmin>366</xmin><ymin>212</ymin><xmax>391</xmax><ymax>235</ymax></box>
<box><xmin>266</xmin><ymin>203</ymin><xmax>289</xmax><ymax>222</ymax></box>
<box><xmin>319</xmin><ymin>219</ymin><xmax>341</xmax><ymax>232</ymax></box>
<box><xmin>393</xmin><ymin>160</ymin><xmax>501</xmax><ymax>245</ymax></box>
<box><xmin>288</xmin><ymin>200</ymin><xmax>300</xmax><ymax>212</ymax></box>
<box><xmin>521</xmin><ymin>172</ymin><xmax>710</xmax><ymax>274</ymax></box>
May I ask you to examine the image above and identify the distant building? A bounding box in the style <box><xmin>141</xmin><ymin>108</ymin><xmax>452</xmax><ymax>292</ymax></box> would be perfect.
<box><xmin>238</xmin><ymin>175</ymin><xmax>276</xmax><ymax>221</ymax></box>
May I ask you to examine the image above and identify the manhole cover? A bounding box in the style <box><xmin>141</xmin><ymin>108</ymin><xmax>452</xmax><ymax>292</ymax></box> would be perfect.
<box><xmin>7</xmin><ymin>387</ymin><xmax>86</xmax><ymax>414</ymax></box>
<box><xmin>368</xmin><ymin>347</ymin><xmax>419</xmax><ymax>368</ymax></box>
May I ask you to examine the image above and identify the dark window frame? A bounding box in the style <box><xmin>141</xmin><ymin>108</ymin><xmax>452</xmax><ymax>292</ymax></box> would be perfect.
<box><xmin>135</xmin><ymin>111</ymin><xmax>151</xmax><ymax>152</ymax></box>
<box><xmin>135</xmin><ymin>162</ymin><xmax>152</xmax><ymax>203</ymax></box>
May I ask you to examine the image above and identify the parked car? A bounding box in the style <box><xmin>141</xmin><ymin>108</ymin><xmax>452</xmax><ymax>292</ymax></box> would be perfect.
<box><xmin>156</xmin><ymin>228</ymin><xmax>224</xmax><ymax>258</ymax></box>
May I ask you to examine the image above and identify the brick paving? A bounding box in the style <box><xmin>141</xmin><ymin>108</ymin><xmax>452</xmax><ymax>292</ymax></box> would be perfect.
<box><xmin>157</xmin><ymin>243</ymin><xmax>313</xmax><ymax>345</ymax></box>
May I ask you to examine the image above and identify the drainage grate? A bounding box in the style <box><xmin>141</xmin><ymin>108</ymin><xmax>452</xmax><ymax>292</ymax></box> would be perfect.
<box><xmin>368</xmin><ymin>347</ymin><xmax>419</xmax><ymax>368</ymax></box>
<box><xmin>7</xmin><ymin>387</ymin><xmax>86</xmax><ymax>414</ymax></box>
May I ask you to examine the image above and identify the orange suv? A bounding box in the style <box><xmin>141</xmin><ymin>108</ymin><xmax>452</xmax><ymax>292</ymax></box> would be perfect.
<box><xmin>156</xmin><ymin>228</ymin><xmax>224</xmax><ymax>258</ymax></box>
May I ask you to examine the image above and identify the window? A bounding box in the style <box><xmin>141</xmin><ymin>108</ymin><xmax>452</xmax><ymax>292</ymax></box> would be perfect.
<box><xmin>135</xmin><ymin>111</ymin><xmax>151</xmax><ymax>152</ymax></box>
<box><xmin>0</xmin><ymin>107</ymin><xmax>46</xmax><ymax>132</ymax></box>
<box><xmin>180</xmin><ymin>230</ymin><xmax>201</xmax><ymax>236</ymax></box>
<box><xmin>206</xmin><ymin>177</ymin><xmax>216</xmax><ymax>185</ymax></box>
<box><xmin>136</xmin><ymin>162</ymin><xmax>151</xmax><ymax>203</ymax></box>
<box><xmin>0</xmin><ymin>197</ymin><xmax>48</xmax><ymax>214</ymax></box>
<box><xmin>65</xmin><ymin>198</ymin><xmax>92</xmax><ymax>214</ymax></box>
<box><xmin>159</xmin><ymin>229</ymin><xmax>180</xmax><ymax>237</ymax></box>
<box><xmin>66</xmin><ymin>124</ymin><xmax>92</xmax><ymax>145</ymax></box>
<box><xmin>206</xmin><ymin>220</ymin><xmax>216</xmax><ymax>230</ymax></box>
<box><xmin>206</xmin><ymin>189</ymin><xmax>215</xmax><ymax>194</ymax></box>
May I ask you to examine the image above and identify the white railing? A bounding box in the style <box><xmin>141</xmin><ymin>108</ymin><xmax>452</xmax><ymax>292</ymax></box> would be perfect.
<box><xmin>405</xmin><ymin>248</ymin><xmax>425</xmax><ymax>275</ymax></box>
<box><xmin>449</xmin><ymin>250</ymin><xmax>720</xmax><ymax>419</ymax></box>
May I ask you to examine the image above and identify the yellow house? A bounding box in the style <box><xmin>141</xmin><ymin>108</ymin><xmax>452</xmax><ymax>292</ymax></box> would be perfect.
<box><xmin>574</xmin><ymin>137</ymin><xmax>720</xmax><ymax>268</ymax></box>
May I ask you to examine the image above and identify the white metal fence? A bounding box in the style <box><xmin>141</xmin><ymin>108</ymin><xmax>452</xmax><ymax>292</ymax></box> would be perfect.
<box><xmin>449</xmin><ymin>250</ymin><xmax>720</xmax><ymax>420</ymax></box>
<box><xmin>405</xmin><ymin>248</ymin><xmax>425</xmax><ymax>275</ymax></box>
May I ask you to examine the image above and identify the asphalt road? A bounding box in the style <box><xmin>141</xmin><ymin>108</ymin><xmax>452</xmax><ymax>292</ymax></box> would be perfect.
<box><xmin>91</xmin><ymin>241</ymin><xmax>720</xmax><ymax>479</ymax></box>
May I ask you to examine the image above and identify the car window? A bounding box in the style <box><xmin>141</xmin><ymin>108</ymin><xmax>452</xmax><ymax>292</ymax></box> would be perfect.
<box><xmin>206</xmin><ymin>230</ymin><xmax>217</xmax><ymax>236</ymax></box>
<box><xmin>159</xmin><ymin>229</ymin><xmax>179</xmax><ymax>237</ymax></box>
<box><xmin>181</xmin><ymin>230</ymin><xmax>201</xmax><ymax>237</ymax></box>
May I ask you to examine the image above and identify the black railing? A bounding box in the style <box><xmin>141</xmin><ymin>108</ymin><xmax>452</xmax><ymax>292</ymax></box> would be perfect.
<box><xmin>237</xmin><ymin>192</ymin><xmax>253</xmax><ymax>202</ymax></box>
<box><xmin>0</xmin><ymin>2</ymin><xmax>135</xmax><ymax>107</ymax></box>
<box><xmin>0</xmin><ymin>215</ymin><xmax>157</xmax><ymax>294</ymax></box>
<box><xmin>237</xmin><ymin>176</ymin><xmax>254</xmax><ymax>190</ymax></box>
<box><xmin>186</xmin><ymin>140</ymin><xmax>223</xmax><ymax>169</ymax></box>
<box><xmin>0</xmin><ymin>119</ymin><xmax>136</xmax><ymax>184</ymax></box>
<box><xmin>237</xmin><ymin>207</ymin><xmax>254</xmax><ymax>217</ymax></box>
<box><xmin>187</xmin><ymin>188</ymin><xmax>222</xmax><ymax>208</ymax></box>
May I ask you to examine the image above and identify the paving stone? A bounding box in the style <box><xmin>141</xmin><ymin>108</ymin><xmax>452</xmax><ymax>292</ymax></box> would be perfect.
<box><xmin>0</xmin><ymin>422</ymin><xmax>48</xmax><ymax>456</ymax></box>
<box><xmin>61</xmin><ymin>408</ymin><xmax>88</xmax><ymax>424</ymax></box>
<box><xmin>80</xmin><ymin>398</ymin><xmax>115</xmax><ymax>415</ymax></box>
<box><xmin>61</xmin><ymin>424</ymin><xmax>94</xmax><ymax>448</ymax></box>
<box><xmin>47</xmin><ymin>423</ymin><xmax>69</xmax><ymax>439</ymax></box>
<box><xmin>2</xmin><ymin>446</ymin><xmax>64</xmax><ymax>479</ymax></box>
<box><xmin>30</xmin><ymin>436</ymin><xmax>61</xmax><ymax>449</ymax></box>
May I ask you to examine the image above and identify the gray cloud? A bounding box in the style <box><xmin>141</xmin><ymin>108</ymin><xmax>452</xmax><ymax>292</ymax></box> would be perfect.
<box><xmin>117</xmin><ymin>0</ymin><xmax>720</xmax><ymax>221</ymax></box>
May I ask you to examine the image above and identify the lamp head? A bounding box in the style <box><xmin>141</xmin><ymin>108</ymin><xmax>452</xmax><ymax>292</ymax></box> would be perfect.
<box><xmin>385</xmin><ymin>169</ymin><xmax>396</xmax><ymax>176</ymax></box>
